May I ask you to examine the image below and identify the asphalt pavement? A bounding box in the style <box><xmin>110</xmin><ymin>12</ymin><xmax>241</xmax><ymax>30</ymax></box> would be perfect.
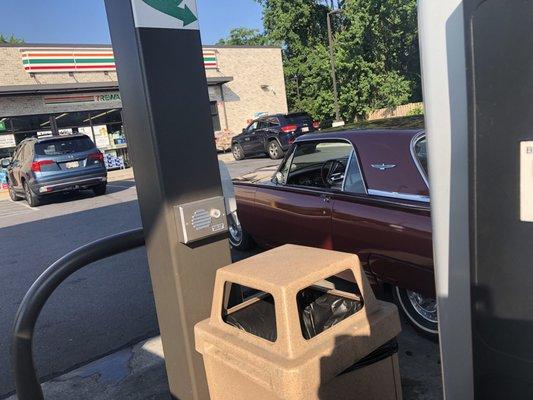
<box><xmin>0</xmin><ymin>155</ymin><xmax>442</xmax><ymax>399</ymax></box>
<box><xmin>0</xmin><ymin>156</ymin><xmax>278</xmax><ymax>398</ymax></box>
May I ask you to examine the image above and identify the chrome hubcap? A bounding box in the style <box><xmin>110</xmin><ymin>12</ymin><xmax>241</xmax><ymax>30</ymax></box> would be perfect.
<box><xmin>228</xmin><ymin>215</ymin><xmax>242</xmax><ymax>244</ymax></box>
<box><xmin>269</xmin><ymin>144</ymin><xmax>277</xmax><ymax>157</ymax></box>
<box><xmin>406</xmin><ymin>290</ymin><xmax>438</xmax><ymax>323</ymax></box>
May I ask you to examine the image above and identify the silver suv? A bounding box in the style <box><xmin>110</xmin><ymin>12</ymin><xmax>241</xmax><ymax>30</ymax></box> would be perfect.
<box><xmin>5</xmin><ymin>135</ymin><xmax>107</xmax><ymax>207</ymax></box>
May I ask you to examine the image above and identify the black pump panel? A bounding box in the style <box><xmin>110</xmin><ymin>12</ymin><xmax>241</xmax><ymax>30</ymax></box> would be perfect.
<box><xmin>464</xmin><ymin>0</ymin><xmax>533</xmax><ymax>398</ymax></box>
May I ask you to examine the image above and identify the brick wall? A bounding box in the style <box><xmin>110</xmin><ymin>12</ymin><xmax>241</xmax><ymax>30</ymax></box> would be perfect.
<box><xmin>206</xmin><ymin>47</ymin><xmax>288</xmax><ymax>134</ymax></box>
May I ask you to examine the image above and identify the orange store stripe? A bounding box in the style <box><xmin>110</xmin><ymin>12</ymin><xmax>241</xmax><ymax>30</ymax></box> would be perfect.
<box><xmin>25</xmin><ymin>53</ymin><xmax>114</xmax><ymax>57</ymax></box>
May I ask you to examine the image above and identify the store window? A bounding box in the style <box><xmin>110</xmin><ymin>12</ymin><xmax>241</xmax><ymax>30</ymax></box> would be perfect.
<box><xmin>210</xmin><ymin>101</ymin><xmax>221</xmax><ymax>132</ymax></box>
<box><xmin>11</xmin><ymin>114</ymin><xmax>52</xmax><ymax>137</ymax></box>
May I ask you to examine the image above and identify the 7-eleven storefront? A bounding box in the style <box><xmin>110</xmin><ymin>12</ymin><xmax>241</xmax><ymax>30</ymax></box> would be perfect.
<box><xmin>0</xmin><ymin>43</ymin><xmax>288</xmax><ymax>175</ymax></box>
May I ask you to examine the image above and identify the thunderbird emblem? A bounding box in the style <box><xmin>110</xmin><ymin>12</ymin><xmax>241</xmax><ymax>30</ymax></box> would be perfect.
<box><xmin>371</xmin><ymin>163</ymin><xmax>396</xmax><ymax>171</ymax></box>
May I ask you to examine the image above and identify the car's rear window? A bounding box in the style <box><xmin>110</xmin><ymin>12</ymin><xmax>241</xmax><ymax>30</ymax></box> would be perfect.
<box><xmin>35</xmin><ymin>137</ymin><xmax>95</xmax><ymax>156</ymax></box>
<box><xmin>285</xmin><ymin>113</ymin><xmax>312</xmax><ymax>125</ymax></box>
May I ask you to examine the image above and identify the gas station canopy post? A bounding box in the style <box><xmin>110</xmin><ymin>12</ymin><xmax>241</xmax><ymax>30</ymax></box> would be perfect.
<box><xmin>104</xmin><ymin>1</ymin><xmax>231</xmax><ymax>399</ymax></box>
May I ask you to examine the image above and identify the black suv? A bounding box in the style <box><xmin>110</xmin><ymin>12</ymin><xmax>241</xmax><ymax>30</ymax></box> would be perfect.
<box><xmin>231</xmin><ymin>112</ymin><xmax>315</xmax><ymax>160</ymax></box>
<box><xmin>6</xmin><ymin>135</ymin><xmax>107</xmax><ymax>207</ymax></box>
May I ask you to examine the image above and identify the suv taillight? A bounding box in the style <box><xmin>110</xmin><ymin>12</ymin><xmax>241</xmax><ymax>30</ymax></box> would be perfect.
<box><xmin>88</xmin><ymin>151</ymin><xmax>104</xmax><ymax>162</ymax></box>
<box><xmin>281</xmin><ymin>124</ymin><xmax>298</xmax><ymax>133</ymax></box>
<box><xmin>31</xmin><ymin>160</ymin><xmax>54</xmax><ymax>172</ymax></box>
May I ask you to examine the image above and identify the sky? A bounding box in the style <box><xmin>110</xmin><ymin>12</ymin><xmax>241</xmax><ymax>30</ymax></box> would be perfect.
<box><xmin>0</xmin><ymin>0</ymin><xmax>264</xmax><ymax>45</ymax></box>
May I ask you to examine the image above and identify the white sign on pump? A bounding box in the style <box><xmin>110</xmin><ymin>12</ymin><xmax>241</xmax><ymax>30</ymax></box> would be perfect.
<box><xmin>131</xmin><ymin>0</ymin><xmax>199</xmax><ymax>30</ymax></box>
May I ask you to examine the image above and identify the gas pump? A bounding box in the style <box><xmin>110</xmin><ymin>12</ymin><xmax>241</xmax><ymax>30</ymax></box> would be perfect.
<box><xmin>420</xmin><ymin>0</ymin><xmax>533</xmax><ymax>398</ymax></box>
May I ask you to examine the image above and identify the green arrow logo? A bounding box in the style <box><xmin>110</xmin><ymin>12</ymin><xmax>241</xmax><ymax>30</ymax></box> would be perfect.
<box><xmin>142</xmin><ymin>0</ymin><xmax>198</xmax><ymax>26</ymax></box>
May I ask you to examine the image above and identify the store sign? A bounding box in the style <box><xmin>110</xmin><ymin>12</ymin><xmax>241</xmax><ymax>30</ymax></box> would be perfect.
<box><xmin>0</xmin><ymin>121</ymin><xmax>6</xmax><ymax>132</ymax></box>
<box><xmin>22</xmin><ymin>48</ymin><xmax>215</xmax><ymax>73</ymax></box>
<box><xmin>0</xmin><ymin>134</ymin><xmax>16</xmax><ymax>149</ymax></box>
<box><xmin>132</xmin><ymin>0</ymin><xmax>199</xmax><ymax>30</ymax></box>
<box><xmin>22</xmin><ymin>49</ymin><xmax>116</xmax><ymax>73</ymax></box>
<box><xmin>203</xmin><ymin>50</ymin><xmax>218</xmax><ymax>69</ymax></box>
<box><xmin>43</xmin><ymin>92</ymin><xmax>122</xmax><ymax>106</ymax></box>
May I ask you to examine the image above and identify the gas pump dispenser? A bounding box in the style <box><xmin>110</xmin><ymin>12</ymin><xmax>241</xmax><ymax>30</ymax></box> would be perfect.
<box><xmin>420</xmin><ymin>0</ymin><xmax>533</xmax><ymax>398</ymax></box>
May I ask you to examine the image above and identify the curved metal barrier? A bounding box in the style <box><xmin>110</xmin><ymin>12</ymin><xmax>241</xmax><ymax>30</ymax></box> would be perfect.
<box><xmin>11</xmin><ymin>228</ymin><xmax>145</xmax><ymax>400</ymax></box>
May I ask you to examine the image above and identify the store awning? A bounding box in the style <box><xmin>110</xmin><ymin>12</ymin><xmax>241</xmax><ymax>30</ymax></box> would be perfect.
<box><xmin>206</xmin><ymin>76</ymin><xmax>233</xmax><ymax>85</ymax></box>
<box><xmin>0</xmin><ymin>82</ymin><xmax>119</xmax><ymax>96</ymax></box>
<box><xmin>0</xmin><ymin>77</ymin><xmax>233</xmax><ymax>97</ymax></box>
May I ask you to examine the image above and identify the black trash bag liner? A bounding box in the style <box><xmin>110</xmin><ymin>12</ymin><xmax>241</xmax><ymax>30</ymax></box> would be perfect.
<box><xmin>224</xmin><ymin>288</ymin><xmax>363</xmax><ymax>342</ymax></box>
<box><xmin>299</xmin><ymin>289</ymin><xmax>364</xmax><ymax>340</ymax></box>
<box><xmin>224</xmin><ymin>295</ymin><xmax>277</xmax><ymax>342</ymax></box>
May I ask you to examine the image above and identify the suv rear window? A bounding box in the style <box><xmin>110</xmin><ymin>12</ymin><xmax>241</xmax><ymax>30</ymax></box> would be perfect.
<box><xmin>285</xmin><ymin>113</ymin><xmax>312</xmax><ymax>125</ymax></box>
<box><xmin>35</xmin><ymin>137</ymin><xmax>95</xmax><ymax>156</ymax></box>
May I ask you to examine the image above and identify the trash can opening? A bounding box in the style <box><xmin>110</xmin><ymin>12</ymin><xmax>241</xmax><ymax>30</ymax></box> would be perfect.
<box><xmin>222</xmin><ymin>282</ymin><xmax>277</xmax><ymax>342</ymax></box>
<box><xmin>297</xmin><ymin>270</ymin><xmax>364</xmax><ymax>340</ymax></box>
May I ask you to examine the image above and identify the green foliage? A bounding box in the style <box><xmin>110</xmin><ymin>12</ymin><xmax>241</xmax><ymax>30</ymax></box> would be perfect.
<box><xmin>0</xmin><ymin>34</ymin><xmax>25</xmax><ymax>44</ymax></box>
<box><xmin>252</xmin><ymin>0</ymin><xmax>421</xmax><ymax>122</ymax></box>
<box><xmin>407</xmin><ymin>105</ymin><xmax>424</xmax><ymax>116</ymax></box>
<box><xmin>216</xmin><ymin>28</ymin><xmax>276</xmax><ymax>46</ymax></box>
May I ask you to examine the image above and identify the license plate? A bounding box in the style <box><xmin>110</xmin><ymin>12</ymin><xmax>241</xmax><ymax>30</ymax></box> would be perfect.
<box><xmin>65</xmin><ymin>161</ymin><xmax>79</xmax><ymax>169</ymax></box>
<box><xmin>302</xmin><ymin>127</ymin><xmax>310</xmax><ymax>133</ymax></box>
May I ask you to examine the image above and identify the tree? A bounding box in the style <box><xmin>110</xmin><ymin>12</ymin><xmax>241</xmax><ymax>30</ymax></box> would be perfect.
<box><xmin>216</xmin><ymin>28</ymin><xmax>275</xmax><ymax>46</ymax></box>
<box><xmin>0</xmin><ymin>34</ymin><xmax>25</xmax><ymax>44</ymax></box>
<box><xmin>253</xmin><ymin>0</ymin><xmax>421</xmax><ymax>122</ymax></box>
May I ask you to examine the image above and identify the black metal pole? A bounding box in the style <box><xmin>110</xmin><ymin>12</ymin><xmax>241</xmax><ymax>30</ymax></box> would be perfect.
<box><xmin>11</xmin><ymin>229</ymin><xmax>145</xmax><ymax>400</ymax></box>
<box><xmin>104</xmin><ymin>1</ymin><xmax>232</xmax><ymax>399</ymax></box>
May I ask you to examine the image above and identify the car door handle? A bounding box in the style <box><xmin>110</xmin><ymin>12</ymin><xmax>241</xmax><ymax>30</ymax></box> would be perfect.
<box><xmin>320</xmin><ymin>194</ymin><xmax>331</xmax><ymax>203</ymax></box>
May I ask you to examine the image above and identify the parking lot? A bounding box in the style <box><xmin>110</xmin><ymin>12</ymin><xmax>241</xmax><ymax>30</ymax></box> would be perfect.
<box><xmin>0</xmin><ymin>156</ymin><xmax>441</xmax><ymax>399</ymax></box>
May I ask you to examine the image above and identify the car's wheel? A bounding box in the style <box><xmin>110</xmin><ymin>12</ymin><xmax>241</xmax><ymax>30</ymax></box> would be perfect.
<box><xmin>23</xmin><ymin>182</ymin><xmax>41</xmax><ymax>208</ymax></box>
<box><xmin>232</xmin><ymin>144</ymin><xmax>245</xmax><ymax>161</ymax></box>
<box><xmin>8</xmin><ymin>183</ymin><xmax>22</xmax><ymax>201</ymax></box>
<box><xmin>93</xmin><ymin>183</ymin><xmax>107</xmax><ymax>196</ymax></box>
<box><xmin>393</xmin><ymin>286</ymin><xmax>438</xmax><ymax>340</ymax></box>
<box><xmin>268</xmin><ymin>140</ymin><xmax>284</xmax><ymax>160</ymax></box>
<box><xmin>228</xmin><ymin>212</ymin><xmax>255</xmax><ymax>250</ymax></box>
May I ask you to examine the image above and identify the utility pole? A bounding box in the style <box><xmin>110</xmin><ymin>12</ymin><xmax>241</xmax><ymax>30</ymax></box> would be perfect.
<box><xmin>104</xmin><ymin>1</ymin><xmax>231</xmax><ymax>399</ymax></box>
<box><xmin>327</xmin><ymin>9</ymin><xmax>345</xmax><ymax>127</ymax></box>
<box><xmin>293</xmin><ymin>75</ymin><xmax>301</xmax><ymax>103</ymax></box>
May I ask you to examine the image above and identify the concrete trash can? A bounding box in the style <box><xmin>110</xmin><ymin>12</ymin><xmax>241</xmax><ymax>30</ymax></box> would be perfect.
<box><xmin>195</xmin><ymin>245</ymin><xmax>402</xmax><ymax>400</ymax></box>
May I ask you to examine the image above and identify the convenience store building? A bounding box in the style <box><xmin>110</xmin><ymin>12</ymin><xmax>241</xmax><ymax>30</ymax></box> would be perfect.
<box><xmin>0</xmin><ymin>43</ymin><xmax>288</xmax><ymax>161</ymax></box>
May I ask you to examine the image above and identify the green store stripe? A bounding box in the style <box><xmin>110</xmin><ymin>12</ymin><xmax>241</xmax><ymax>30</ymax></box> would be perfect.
<box><xmin>203</xmin><ymin>57</ymin><xmax>217</xmax><ymax>62</ymax></box>
<box><xmin>23</xmin><ymin>58</ymin><xmax>115</xmax><ymax>65</ymax></box>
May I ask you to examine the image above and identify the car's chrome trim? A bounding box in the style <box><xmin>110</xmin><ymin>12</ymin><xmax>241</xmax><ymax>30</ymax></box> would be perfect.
<box><xmin>410</xmin><ymin>131</ymin><xmax>429</xmax><ymax>188</ymax></box>
<box><xmin>367</xmin><ymin>189</ymin><xmax>430</xmax><ymax>203</ymax></box>
<box><xmin>39</xmin><ymin>176</ymin><xmax>106</xmax><ymax>190</ymax></box>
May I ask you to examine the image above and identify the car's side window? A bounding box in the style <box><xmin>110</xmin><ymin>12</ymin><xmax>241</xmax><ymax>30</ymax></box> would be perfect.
<box><xmin>285</xmin><ymin>141</ymin><xmax>353</xmax><ymax>189</ymax></box>
<box><xmin>343</xmin><ymin>150</ymin><xmax>366</xmax><ymax>194</ymax></box>
<box><xmin>257</xmin><ymin>120</ymin><xmax>269</xmax><ymax>130</ymax></box>
<box><xmin>274</xmin><ymin>148</ymin><xmax>295</xmax><ymax>185</ymax></box>
<box><xmin>267</xmin><ymin>118</ymin><xmax>280</xmax><ymax>127</ymax></box>
<box><xmin>246</xmin><ymin>121</ymin><xmax>258</xmax><ymax>133</ymax></box>
<box><xmin>413</xmin><ymin>136</ymin><xmax>428</xmax><ymax>180</ymax></box>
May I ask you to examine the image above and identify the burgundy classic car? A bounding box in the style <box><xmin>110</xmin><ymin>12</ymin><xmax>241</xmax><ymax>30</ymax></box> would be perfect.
<box><xmin>229</xmin><ymin>129</ymin><xmax>437</xmax><ymax>338</ymax></box>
